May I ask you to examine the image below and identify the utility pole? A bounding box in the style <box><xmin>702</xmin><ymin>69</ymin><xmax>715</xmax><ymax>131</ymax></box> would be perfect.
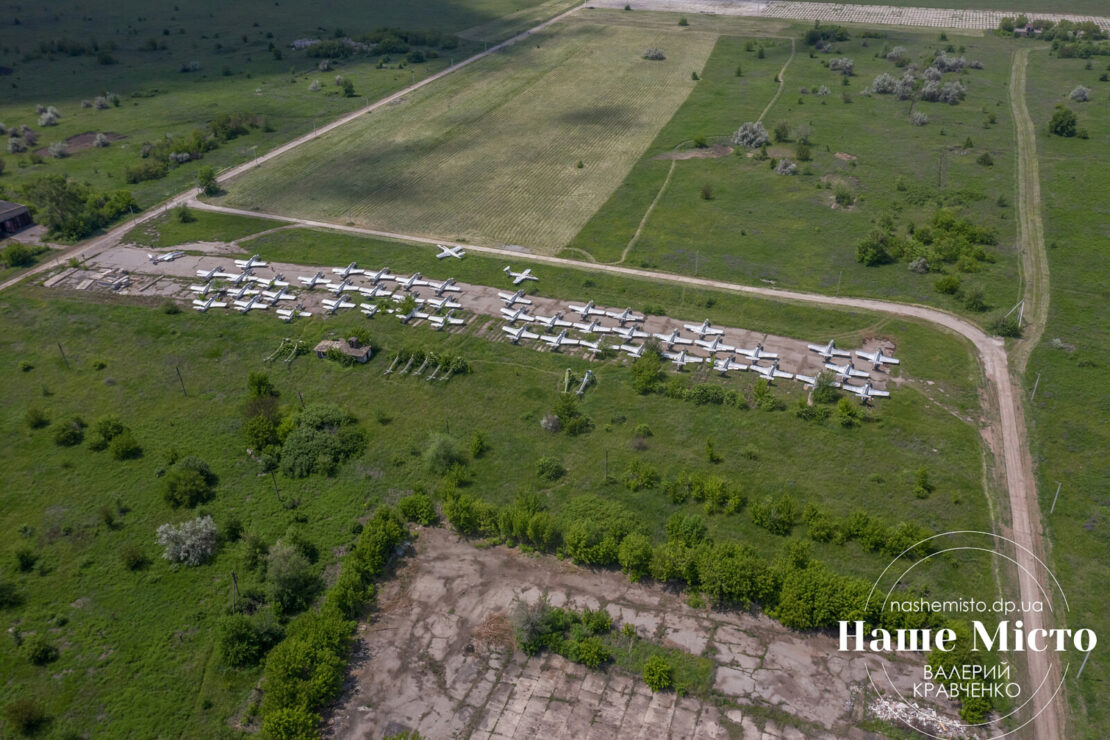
<box><xmin>1077</xmin><ymin>649</ymin><xmax>1093</xmax><ymax>679</ymax></box>
<box><xmin>56</xmin><ymin>343</ymin><xmax>69</xmax><ymax>369</ymax></box>
<box><xmin>297</xmin><ymin>390</ymin><xmax>305</xmax><ymax>409</ymax></box>
<box><xmin>231</xmin><ymin>571</ymin><xmax>240</xmax><ymax>612</ymax></box>
<box><xmin>270</xmin><ymin>470</ymin><xmax>280</xmax><ymax>501</ymax></box>
<box><xmin>175</xmin><ymin>366</ymin><xmax>187</xmax><ymax>396</ymax></box>
<box><xmin>835</xmin><ymin>270</ymin><xmax>843</xmax><ymax>297</ymax></box>
<box><xmin>1050</xmin><ymin>481</ymin><xmax>1062</xmax><ymax>514</ymax></box>
<box><xmin>1030</xmin><ymin>372</ymin><xmax>1041</xmax><ymax>402</ymax></box>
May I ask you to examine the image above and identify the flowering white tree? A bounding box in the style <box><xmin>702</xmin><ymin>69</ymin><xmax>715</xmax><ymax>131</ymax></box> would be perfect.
<box><xmin>157</xmin><ymin>516</ymin><xmax>218</xmax><ymax>566</ymax></box>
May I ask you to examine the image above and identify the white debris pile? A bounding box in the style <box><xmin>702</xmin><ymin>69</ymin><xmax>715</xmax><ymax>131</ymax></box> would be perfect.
<box><xmin>869</xmin><ymin>697</ymin><xmax>970</xmax><ymax>737</ymax></box>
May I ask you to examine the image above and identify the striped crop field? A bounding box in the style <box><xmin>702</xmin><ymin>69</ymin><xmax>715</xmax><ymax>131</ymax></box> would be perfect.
<box><xmin>218</xmin><ymin>16</ymin><xmax>717</xmax><ymax>253</ymax></box>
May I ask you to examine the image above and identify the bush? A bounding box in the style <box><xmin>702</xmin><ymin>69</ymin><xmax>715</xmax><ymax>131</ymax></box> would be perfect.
<box><xmin>398</xmin><ymin>493</ymin><xmax>437</xmax><ymax>525</ymax></box>
<box><xmin>732</xmin><ymin>121</ymin><xmax>769</xmax><ymax>148</ymax></box>
<box><xmin>15</xmin><ymin>548</ymin><xmax>38</xmax><ymax>572</ymax></box>
<box><xmin>4</xmin><ymin>698</ymin><xmax>49</xmax><ymax>736</ymax></box>
<box><xmin>772</xmin><ymin>121</ymin><xmax>791</xmax><ymax>143</ymax></box>
<box><xmin>834</xmin><ymin>185</ymin><xmax>855</xmax><ymax>207</ymax></box>
<box><xmin>196</xmin><ymin>165</ymin><xmax>219</xmax><ymax>195</ymax></box>
<box><xmin>643</xmin><ymin>654</ymin><xmax>673</xmax><ymax>691</ymax></box>
<box><xmin>750</xmin><ymin>495</ymin><xmax>800</xmax><ymax>535</ymax></box>
<box><xmin>934</xmin><ymin>274</ymin><xmax>961</xmax><ymax>294</ymax></box>
<box><xmin>795</xmin><ymin>143</ymin><xmax>812</xmax><ymax>161</ymax></box>
<box><xmin>423</xmin><ymin>434</ymin><xmax>464</xmax><ymax>475</ymax></box>
<box><xmin>988</xmin><ymin>313</ymin><xmax>1022</xmax><ymax>338</ymax></box>
<box><xmin>0</xmin><ymin>580</ymin><xmax>24</xmax><ymax>609</ymax></box>
<box><xmin>1049</xmin><ymin>106</ymin><xmax>1077</xmax><ymax>137</ymax></box>
<box><xmin>643</xmin><ymin>47</ymin><xmax>665</xmax><ymax>60</ymax></box>
<box><xmin>163</xmin><ymin>466</ymin><xmax>214</xmax><ymax>508</ymax></box>
<box><xmin>24</xmin><ymin>407</ymin><xmax>48</xmax><ymax>429</ymax></box>
<box><xmin>837</xmin><ymin>397</ymin><xmax>864</xmax><ymax>427</ymax></box>
<box><xmin>267</xmin><ymin>541</ymin><xmax>321</xmax><ymax>615</ymax></box>
<box><xmin>121</xmin><ymin>544</ymin><xmax>149</xmax><ymax>570</ymax></box>
<box><xmin>774</xmin><ymin>158</ymin><xmax>798</xmax><ymax>175</ymax></box>
<box><xmin>52</xmin><ymin>416</ymin><xmax>85</xmax><ymax>446</ymax></box>
<box><xmin>4</xmin><ymin>243</ymin><xmax>35</xmax><ymax>267</ymax></box>
<box><xmin>87</xmin><ymin>415</ymin><xmax>125</xmax><ymax>450</ymax></box>
<box><xmin>829</xmin><ymin>57</ymin><xmax>854</xmax><ymax>75</ymax></box>
<box><xmin>574</xmin><ymin>636</ymin><xmax>610</xmax><ymax>668</ymax></box>
<box><xmin>976</xmin><ymin>152</ymin><xmax>994</xmax><ymax>166</ymax></box>
<box><xmin>962</xmin><ymin>285</ymin><xmax>987</xmax><ymax>312</ymax></box>
<box><xmin>618</xmin><ymin>533</ymin><xmax>653</xmax><ymax>582</ymax></box>
<box><xmin>262</xmin><ymin>706</ymin><xmax>319</xmax><ymax>740</ymax></box>
<box><xmin>536</xmin><ymin>456</ymin><xmax>566</xmax><ymax>482</ymax></box>
<box><xmin>280</xmin><ymin>404</ymin><xmax>366</xmax><ymax>478</ymax></box>
<box><xmin>109</xmin><ymin>430</ymin><xmax>142</xmax><ymax>460</ymax></box>
<box><xmin>156</xmin><ymin>515</ymin><xmax>219</xmax><ymax>566</ymax></box>
<box><xmin>25</xmin><ymin>635</ymin><xmax>59</xmax><ymax>665</ymax></box>
<box><xmin>910</xmin><ymin>111</ymin><xmax>929</xmax><ymax>126</ymax></box>
<box><xmin>48</xmin><ymin>141</ymin><xmax>68</xmax><ymax>158</ymax></box>
<box><xmin>1069</xmin><ymin>85</ymin><xmax>1091</xmax><ymax>102</ymax></box>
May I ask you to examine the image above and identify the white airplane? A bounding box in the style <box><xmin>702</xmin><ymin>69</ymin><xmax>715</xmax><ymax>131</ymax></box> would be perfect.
<box><xmin>363</xmin><ymin>267</ymin><xmax>394</xmax><ymax>284</ymax></box>
<box><xmin>695</xmin><ymin>335</ymin><xmax>736</xmax><ymax>354</ymax></box>
<box><xmin>653</xmin><ymin>329</ymin><xmax>693</xmax><ymax>348</ymax></box>
<box><xmin>436</xmin><ymin>244</ymin><xmax>466</xmax><ymax>260</ymax></box>
<box><xmin>195</xmin><ymin>265</ymin><xmax>226</xmax><ymax>281</ymax></box>
<box><xmin>148</xmin><ymin>250</ymin><xmax>185</xmax><ymax>263</ymax></box>
<box><xmin>620</xmin><ymin>343</ymin><xmax>649</xmax><ymax>359</ymax></box>
<box><xmin>390</xmin><ymin>293</ymin><xmax>426</xmax><ymax>306</ymax></box>
<box><xmin>612</xmin><ymin>325</ymin><xmax>649</xmax><ymax>341</ymax></box>
<box><xmin>500</xmin><ymin>306</ymin><xmax>535</xmax><ymax>324</ymax></box>
<box><xmin>606</xmin><ymin>307</ymin><xmax>644</xmax><ymax>326</ymax></box>
<box><xmin>262</xmin><ymin>285</ymin><xmax>295</xmax><ymax>302</ymax></box>
<box><xmin>358</xmin><ymin>303</ymin><xmax>379</xmax><ymax>318</ymax></box>
<box><xmin>568</xmin><ymin>300</ymin><xmax>606</xmax><ymax>319</ymax></box>
<box><xmin>298</xmin><ymin>272</ymin><xmax>328</xmax><ymax>289</ymax></box>
<box><xmin>428</xmin><ymin>310</ymin><xmax>466</xmax><ymax>329</ymax></box>
<box><xmin>533</xmin><ymin>312</ymin><xmax>573</xmax><ymax>330</ymax></box>
<box><xmin>224</xmin><ymin>270</ymin><xmax>255</xmax><ymax>287</ymax></box>
<box><xmin>325</xmin><ymin>278</ymin><xmax>359</xmax><ymax>295</ymax></box>
<box><xmin>856</xmin><ymin>349</ymin><xmax>901</xmax><ymax>370</ymax></box>
<box><xmin>358</xmin><ymin>284</ymin><xmax>394</xmax><ymax>300</ymax></box>
<box><xmin>331</xmin><ymin>262</ymin><xmax>366</xmax><ymax>278</ymax></box>
<box><xmin>808</xmin><ymin>339</ymin><xmax>852</xmax><ymax>360</ymax></box>
<box><xmin>189</xmin><ymin>280</ymin><xmax>224</xmax><ymax>296</ymax></box>
<box><xmin>227</xmin><ymin>284</ymin><xmax>260</xmax><ymax>300</ymax></box>
<box><xmin>504</xmin><ymin>266</ymin><xmax>538</xmax><ymax>285</ymax></box>
<box><xmin>684</xmin><ymin>319</ymin><xmax>724</xmax><ymax>338</ymax></box>
<box><xmin>713</xmin><ymin>356</ymin><xmax>749</xmax><ymax>374</ymax></box>
<box><xmin>427</xmin><ymin>277</ymin><xmax>461</xmax><ymax>296</ymax></box>
<box><xmin>276</xmin><ymin>307</ymin><xmax>312</xmax><ymax>322</ymax></box>
<box><xmin>843</xmin><ymin>382</ymin><xmax>890</xmax><ymax>402</ymax></box>
<box><xmin>750</xmin><ymin>360</ymin><xmax>793</xmax><ymax>382</ymax></box>
<box><xmin>573</xmin><ymin>319</ymin><xmax>612</xmax><ymax>335</ymax></box>
<box><xmin>234</xmin><ymin>255</ymin><xmax>267</xmax><ymax>270</ymax></box>
<box><xmin>502</xmin><ymin>325</ymin><xmax>541</xmax><ymax>344</ymax></box>
<box><xmin>793</xmin><ymin>372</ymin><xmax>838</xmax><ymax>387</ymax></box>
<box><xmin>824</xmin><ymin>361</ymin><xmax>870</xmax><ymax>380</ymax></box>
<box><xmin>397</xmin><ymin>307</ymin><xmax>431</xmax><ymax>324</ymax></box>
<box><xmin>426</xmin><ymin>296</ymin><xmax>462</xmax><ymax>312</ymax></box>
<box><xmin>539</xmin><ymin>330</ymin><xmax>579</xmax><ymax>351</ymax></box>
<box><xmin>191</xmin><ymin>296</ymin><xmax>226</xmax><ymax>312</ymax></box>
<box><xmin>249</xmin><ymin>275</ymin><xmax>289</xmax><ymax>289</ymax></box>
<box><xmin>663</xmin><ymin>350</ymin><xmax>705</xmax><ymax>369</ymax></box>
<box><xmin>394</xmin><ymin>273</ymin><xmax>430</xmax><ymax>292</ymax></box>
<box><xmin>498</xmin><ymin>289</ymin><xmax>532</xmax><ymax>307</ymax></box>
<box><xmin>737</xmin><ymin>343</ymin><xmax>778</xmax><ymax>361</ymax></box>
<box><xmin>234</xmin><ymin>295</ymin><xmax>269</xmax><ymax>313</ymax></box>
<box><xmin>322</xmin><ymin>297</ymin><xmax>356</xmax><ymax>314</ymax></box>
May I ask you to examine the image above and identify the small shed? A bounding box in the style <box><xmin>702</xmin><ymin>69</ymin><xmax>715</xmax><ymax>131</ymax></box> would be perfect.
<box><xmin>0</xmin><ymin>200</ymin><xmax>32</xmax><ymax>235</ymax></box>
<box><xmin>314</xmin><ymin>337</ymin><xmax>372</xmax><ymax>363</ymax></box>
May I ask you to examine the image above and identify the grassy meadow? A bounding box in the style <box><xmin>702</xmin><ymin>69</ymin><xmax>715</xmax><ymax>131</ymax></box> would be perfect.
<box><xmin>0</xmin><ymin>226</ymin><xmax>996</xmax><ymax>735</ymax></box>
<box><xmin>569</xmin><ymin>19</ymin><xmax>1021</xmax><ymax>317</ymax></box>
<box><xmin>217</xmin><ymin>15</ymin><xmax>718</xmax><ymax>252</ymax></box>
<box><xmin>0</xmin><ymin>0</ymin><xmax>565</xmax><ymax>209</ymax></box>
<box><xmin>1022</xmin><ymin>48</ymin><xmax>1110</xmax><ymax>738</ymax></box>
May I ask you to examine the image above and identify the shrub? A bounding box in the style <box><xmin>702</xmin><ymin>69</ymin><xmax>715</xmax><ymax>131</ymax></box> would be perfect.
<box><xmin>196</xmin><ymin>165</ymin><xmax>219</xmax><ymax>195</ymax></box>
<box><xmin>910</xmin><ymin>111</ymin><xmax>929</xmax><ymax>126</ymax></box>
<box><xmin>536</xmin><ymin>456</ymin><xmax>566</xmax><ymax>482</ymax></box>
<box><xmin>934</xmin><ymin>274</ymin><xmax>961</xmax><ymax>294</ymax></box>
<box><xmin>1048</xmin><ymin>106</ymin><xmax>1077</xmax><ymax>137</ymax></box>
<box><xmin>749</xmin><ymin>495</ymin><xmax>800</xmax><ymax>535</ymax></box>
<box><xmin>829</xmin><ymin>57</ymin><xmax>854</xmax><ymax>75</ymax></box>
<box><xmin>812</xmin><ymin>371</ymin><xmax>840</xmax><ymax>404</ymax></box>
<box><xmin>909</xmin><ymin>257</ymin><xmax>929</xmax><ymax>274</ymax></box>
<box><xmin>976</xmin><ymin>152</ymin><xmax>994</xmax><ymax>166</ymax></box>
<box><xmin>218</xmin><ymin>613</ymin><xmax>264</xmax><ymax>667</ymax></box>
<box><xmin>834</xmin><ymin>185</ymin><xmax>855</xmax><ymax>207</ymax></box>
<box><xmin>837</xmin><ymin>397</ymin><xmax>864</xmax><ymax>427</ymax></box>
<box><xmin>699</xmin><ymin>183</ymin><xmax>713</xmax><ymax>200</ymax></box>
<box><xmin>4</xmin><ymin>243</ymin><xmax>34</xmax><ymax>266</ymax></box>
<box><xmin>110</xmin><ymin>431</ymin><xmax>142</xmax><ymax>460</ymax></box>
<box><xmin>398</xmin><ymin>493</ymin><xmax>437</xmax><ymax>525</ymax></box>
<box><xmin>48</xmin><ymin>141</ymin><xmax>68</xmax><ymax>158</ymax></box>
<box><xmin>4</xmin><ymin>698</ymin><xmax>49</xmax><ymax>736</ymax></box>
<box><xmin>164</xmin><ymin>466</ymin><xmax>214</xmax><ymax>508</ymax></box>
<box><xmin>633</xmin><ymin>423</ymin><xmax>652</xmax><ymax>437</ymax></box>
<box><xmin>39</xmin><ymin>111</ymin><xmax>59</xmax><ymax>127</ymax></box>
<box><xmin>621</xmin><ymin>459</ymin><xmax>661</xmax><ymax>491</ymax></box>
<box><xmin>121</xmin><ymin>544</ymin><xmax>149</xmax><ymax>570</ymax></box>
<box><xmin>772</xmin><ymin>121</ymin><xmax>790</xmax><ymax>143</ymax></box>
<box><xmin>988</xmin><ymin>313</ymin><xmax>1022</xmax><ymax>338</ymax></box>
<box><xmin>618</xmin><ymin>533</ymin><xmax>653</xmax><ymax>582</ymax></box>
<box><xmin>423</xmin><ymin>434</ymin><xmax>464</xmax><ymax>475</ymax></box>
<box><xmin>267</xmin><ymin>541</ymin><xmax>321</xmax><ymax>615</ymax></box>
<box><xmin>732</xmin><ymin>121</ymin><xmax>769</xmax><ymax>148</ymax></box>
<box><xmin>643</xmin><ymin>47</ymin><xmax>665</xmax><ymax>60</ymax></box>
<box><xmin>175</xmin><ymin>204</ymin><xmax>196</xmax><ymax>223</ymax></box>
<box><xmin>280</xmin><ymin>404</ymin><xmax>366</xmax><ymax>478</ymax></box>
<box><xmin>25</xmin><ymin>635</ymin><xmax>59</xmax><ymax>665</ymax></box>
<box><xmin>88</xmin><ymin>415</ymin><xmax>125</xmax><ymax>450</ymax></box>
<box><xmin>24</xmin><ymin>407</ymin><xmax>48</xmax><ymax>429</ymax></box>
<box><xmin>774</xmin><ymin>158</ymin><xmax>798</xmax><ymax>175</ymax></box>
<box><xmin>156</xmin><ymin>515</ymin><xmax>219</xmax><ymax>566</ymax></box>
<box><xmin>643</xmin><ymin>655</ymin><xmax>673</xmax><ymax>691</ymax></box>
<box><xmin>1069</xmin><ymin>85</ymin><xmax>1090</xmax><ymax>102</ymax></box>
<box><xmin>0</xmin><ymin>580</ymin><xmax>24</xmax><ymax>609</ymax></box>
<box><xmin>574</xmin><ymin>636</ymin><xmax>610</xmax><ymax>668</ymax></box>
<box><xmin>52</xmin><ymin>416</ymin><xmax>85</xmax><ymax>446</ymax></box>
<box><xmin>263</xmin><ymin>707</ymin><xmax>319</xmax><ymax>740</ymax></box>
<box><xmin>962</xmin><ymin>285</ymin><xmax>987</xmax><ymax>312</ymax></box>
<box><xmin>15</xmin><ymin>548</ymin><xmax>38</xmax><ymax>572</ymax></box>
<box><xmin>795</xmin><ymin>143</ymin><xmax>812</xmax><ymax>161</ymax></box>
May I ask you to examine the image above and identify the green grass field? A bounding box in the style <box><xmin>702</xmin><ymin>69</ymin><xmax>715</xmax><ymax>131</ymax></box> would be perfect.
<box><xmin>0</xmin><ymin>227</ymin><xmax>994</xmax><ymax>735</ymax></box>
<box><xmin>217</xmin><ymin>16</ymin><xmax>718</xmax><ymax>252</ymax></box>
<box><xmin>124</xmin><ymin>209</ymin><xmax>285</xmax><ymax>247</ymax></box>
<box><xmin>0</xmin><ymin>0</ymin><xmax>565</xmax><ymax>210</ymax></box>
<box><xmin>569</xmin><ymin>22</ymin><xmax>1021</xmax><ymax>317</ymax></box>
<box><xmin>788</xmin><ymin>0</ymin><xmax>1109</xmax><ymax>14</ymax></box>
<box><xmin>1022</xmin><ymin>49</ymin><xmax>1110</xmax><ymax>738</ymax></box>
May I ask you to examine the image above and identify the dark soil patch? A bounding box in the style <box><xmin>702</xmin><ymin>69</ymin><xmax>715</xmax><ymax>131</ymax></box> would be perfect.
<box><xmin>35</xmin><ymin>131</ymin><xmax>127</xmax><ymax>157</ymax></box>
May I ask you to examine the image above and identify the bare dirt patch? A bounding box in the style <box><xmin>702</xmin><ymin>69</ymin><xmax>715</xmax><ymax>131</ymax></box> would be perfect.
<box><xmin>325</xmin><ymin>527</ymin><xmax>959</xmax><ymax>739</ymax></box>
<box><xmin>655</xmin><ymin>143</ymin><xmax>734</xmax><ymax>160</ymax></box>
<box><xmin>834</xmin><ymin>151</ymin><xmax>858</xmax><ymax>161</ymax></box>
<box><xmin>35</xmin><ymin>131</ymin><xmax>126</xmax><ymax>156</ymax></box>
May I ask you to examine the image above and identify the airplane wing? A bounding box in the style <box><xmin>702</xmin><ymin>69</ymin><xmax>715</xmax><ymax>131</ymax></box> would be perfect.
<box><xmin>806</xmin><ymin>344</ymin><xmax>827</xmax><ymax>354</ymax></box>
<box><xmin>856</xmin><ymin>351</ymin><xmax>878</xmax><ymax>363</ymax></box>
<box><xmin>842</xmin><ymin>384</ymin><xmax>865</xmax><ymax>396</ymax></box>
<box><xmin>794</xmin><ymin>373</ymin><xmax>817</xmax><ymax>385</ymax></box>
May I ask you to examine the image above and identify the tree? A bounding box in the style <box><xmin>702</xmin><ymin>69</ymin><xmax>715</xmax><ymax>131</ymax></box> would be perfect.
<box><xmin>575</xmin><ymin>636</ymin><xmax>611</xmax><ymax>668</ymax></box>
<box><xmin>1069</xmin><ymin>85</ymin><xmax>1090</xmax><ymax>102</ymax></box>
<box><xmin>341</xmin><ymin>78</ymin><xmax>355</xmax><ymax>97</ymax></box>
<box><xmin>1048</xmin><ymin>106</ymin><xmax>1077</xmax><ymax>137</ymax></box>
<box><xmin>163</xmin><ymin>457</ymin><xmax>215</xmax><ymax>508</ymax></box>
<box><xmin>772</xmin><ymin>121</ymin><xmax>791</xmax><ymax>143</ymax></box>
<box><xmin>812</xmin><ymin>371</ymin><xmax>840</xmax><ymax>404</ymax></box>
<box><xmin>267</xmin><ymin>541</ymin><xmax>321</xmax><ymax>615</ymax></box>
<box><xmin>398</xmin><ymin>492</ymin><xmax>437</xmax><ymax>525</ymax></box>
<box><xmin>795</xmin><ymin>142</ymin><xmax>811</xmax><ymax>161</ymax></box>
<box><xmin>4</xmin><ymin>243</ymin><xmax>35</xmax><ymax>267</ymax></box>
<box><xmin>24</xmin><ymin>635</ymin><xmax>59</xmax><ymax>665</ymax></box>
<box><xmin>196</xmin><ymin>166</ymin><xmax>219</xmax><ymax>195</ymax></box>
<box><xmin>109</xmin><ymin>430</ymin><xmax>142</xmax><ymax>460</ymax></box>
<box><xmin>156</xmin><ymin>516</ymin><xmax>219</xmax><ymax>565</ymax></box>
<box><xmin>829</xmin><ymin>57</ymin><xmax>854</xmax><ymax>75</ymax></box>
<box><xmin>52</xmin><ymin>415</ymin><xmax>85</xmax><ymax>446</ymax></box>
<box><xmin>22</xmin><ymin>175</ymin><xmax>137</xmax><ymax>240</ymax></box>
<box><xmin>618</xmin><ymin>533</ymin><xmax>653</xmax><ymax>582</ymax></box>
<box><xmin>732</xmin><ymin>121</ymin><xmax>769</xmax><ymax>149</ymax></box>
<box><xmin>219</xmin><ymin>613</ymin><xmax>264</xmax><ymax>667</ymax></box>
<box><xmin>423</xmin><ymin>434</ymin><xmax>464</xmax><ymax>474</ymax></box>
<box><xmin>630</xmin><ymin>350</ymin><xmax>664</xmax><ymax>394</ymax></box>
<box><xmin>536</xmin><ymin>456</ymin><xmax>566</xmax><ymax>481</ymax></box>
<box><xmin>643</xmin><ymin>654</ymin><xmax>673</xmax><ymax>691</ymax></box>
<box><xmin>4</xmin><ymin>698</ymin><xmax>49</xmax><ymax>736</ymax></box>
<box><xmin>262</xmin><ymin>706</ymin><xmax>320</xmax><ymax>740</ymax></box>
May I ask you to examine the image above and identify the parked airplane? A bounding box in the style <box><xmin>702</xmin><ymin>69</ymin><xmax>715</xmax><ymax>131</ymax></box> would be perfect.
<box><xmin>227</xmin><ymin>284</ymin><xmax>260</xmax><ymax>300</ymax></box>
<box><xmin>331</xmin><ymin>262</ymin><xmax>366</xmax><ymax>278</ymax></box>
<box><xmin>276</xmin><ymin>308</ymin><xmax>312</xmax><ymax>322</ymax></box>
<box><xmin>148</xmin><ymin>250</ymin><xmax>185</xmax><ymax>263</ymax></box>
<box><xmin>426</xmin><ymin>296</ymin><xmax>462</xmax><ymax>312</ymax></box>
<box><xmin>750</xmin><ymin>360</ymin><xmax>793</xmax><ymax>382</ymax></box>
<box><xmin>856</xmin><ymin>349</ymin><xmax>900</xmax><ymax>370</ymax></box>
<box><xmin>663</xmin><ymin>350</ymin><xmax>705</xmax><ymax>369</ymax></box>
<box><xmin>824</xmin><ymin>361</ymin><xmax>869</xmax><ymax>380</ymax></box>
<box><xmin>792</xmin><ymin>371</ymin><xmax>832</xmax><ymax>387</ymax></box>
<box><xmin>358</xmin><ymin>284</ymin><xmax>394</xmax><ymax>300</ymax></box>
<box><xmin>397</xmin><ymin>306</ymin><xmax>431</xmax><ymax>324</ymax></box>
<box><xmin>191</xmin><ymin>296</ymin><xmax>226</xmax><ymax>312</ymax></box>
<box><xmin>364</xmin><ymin>267</ymin><xmax>394</xmax><ymax>284</ymax></box>
<box><xmin>502</xmin><ymin>324</ymin><xmax>541</xmax><ymax>344</ymax></box>
<box><xmin>606</xmin><ymin>307</ymin><xmax>644</xmax><ymax>325</ymax></box>
<box><xmin>573</xmin><ymin>319</ymin><xmax>612</xmax><ymax>335</ymax></box>
<box><xmin>436</xmin><ymin>244</ymin><xmax>466</xmax><ymax>260</ymax></box>
<box><xmin>428</xmin><ymin>310</ymin><xmax>466</xmax><ymax>329</ymax></box>
<box><xmin>504</xmin><ymin>266</ymin><xmax>538</xmax><ymax>285</ymax></box>
<box><xmin>620</xmin><ymin>343</ymin><xmax>649</xmax><ymax>359</ymax></box>
<box><xmin>500</xmin><ymin>306</ymin><xmax>535</xmax><ymax>324</ymax></box>
<box><xmin>737</xmin><ymin>343</ymin><xmax>778</xmax><ymax>361</ymax></box>
<box><xmin>234</xmin><ymin>295</ymin><xmax>269</xmax><ymax>313</ymax></box>
<box><xmin>498</xmin><ymin>289</ymin><xmax>532</xmax><ymax>307</ymax></box>
<box><xmin>695</xmin><ymin>335</ymin><xmax>736</xmax><ymax>354</ymax></box>
<box><xmin>612</xmin><ymin>325</ymin><xmax>649</xmax><ymax>341</ymax></box>
<box><xmin>359</xmin><ymin>303</ymin><xmax>380</xmax><ymax>318</ymax></box>
<box><xmin>808</xmin><ymin>339</ymin><xmax>852</xmax><ymax>360</ymax></box>
<box><xmin>325</xmin><ymin>278</ymin><xmax>359</xmax><ymax>295</ymax></box>
<box><xmin>195</xmin><ymin>265</ymin><xmax>226</xmax><ymax>281</ymax></box>
<box><xmin>842</xmin><ymin>382</ymin><xmax>890</xmax><ymax>402</ymax></box>
<box><xmin>262</xmin><ymin>285</ymin><xmax>295</xmax><ymax>302</ymax></box>
<box><xmin>713</xmin><ymin>356</ymin><xmax>749</xmax><ymax>375</ymax></box>
<box><xmin>249</xmin><ymin>275</ymin><xmax>289</xmax><ymax>289</ymax></box>
<box><xmin>427</xmin><ymin>277</ymin><xmax>461</xmax><ymax>296</ymax></box>
<box><xmin>539</xmin><ymin>330</ymin><xmax>579</xmax><ymax>351</ymax></box>
<box><xmin>224</xmin><ymin>270</ymin><xmax>256</xmax><ymax>287</ymax></box>
<box><xmin>568</xmin><ymin>300</ymin><xmax>606</xmax><ymax>319</ymax></box>
<box><xmin>395</xmin><ymin>272</ymin><xmax>431</xmax><ymax>292</ymax></box>
<box><xmin>533</xmin><ymin>312</ymin><xmax>573</xmax><ymax>331</ymax></box>
<box><xmin>189</xmin><ymin>280</ymin><xmax>224</xmax><ymax>296</ymax></box>
<box><xmin>234</xmin><ymin>254</ymin><xmax>268</xmax><ymax>270</ymax></box>
<box><xmin>578</xmin><ymin>338</ymin><xmax>607</xmax><ymax>353</ymax></box>
<box><xmin>298</xmin><ymin>272</ymin><xmax>328</xmax><ymax>289</ymax></box>
<box><xmin>322</xmin><ymin>297</ymin><xmax>356</xmax><ymax>314</ymax></box>
<box><xmin>653</xmin><ymin>329</ymin><xmax>693</xmax><ymax>348</ymax></box>
<box><xmin>684</xmin><ymin>319</ymin><xmax>724</xmax><ymax>338</ymax></box>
